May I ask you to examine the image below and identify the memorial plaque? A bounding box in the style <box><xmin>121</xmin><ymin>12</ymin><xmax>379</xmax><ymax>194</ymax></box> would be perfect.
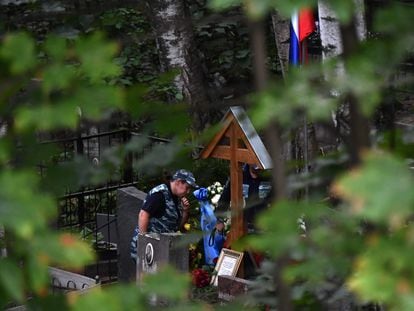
<box><xmin>136</xmin><ymin>232</ymin><xmax>189</xmax><ymax>283</ymax></box>
<box><xmin>211</xmin><ymin>248</ymin><xmax>243</xmax><ymax>286</ymax></box>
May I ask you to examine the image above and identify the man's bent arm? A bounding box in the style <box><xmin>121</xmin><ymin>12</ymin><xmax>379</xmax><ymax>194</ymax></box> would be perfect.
<box><xmin>138</xmin><ymin>210</ymin><xmax>150</xmax><ymax>233</ymax></box>
<box><xmin>179</xmin><ymin>197</ymin><xmax>190</xmax><ymax>231</ymax></box>
<box><xmin>180</xmin><ymin>209</ymin><xmax>189</xmax><ymax>230</ymax></box>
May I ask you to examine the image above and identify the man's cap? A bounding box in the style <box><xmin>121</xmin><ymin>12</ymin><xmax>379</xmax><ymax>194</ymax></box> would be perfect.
<box><xmin>172</xmin><ymin>169</ymin><xmax>198</xmax><ymax>188</ymax></box>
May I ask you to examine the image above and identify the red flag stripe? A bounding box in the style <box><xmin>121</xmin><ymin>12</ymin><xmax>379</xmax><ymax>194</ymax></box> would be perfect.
<box><xmin>299</xmin><ymin>9</ymin><xmax>315</xmax><ymax>42</ymax></box>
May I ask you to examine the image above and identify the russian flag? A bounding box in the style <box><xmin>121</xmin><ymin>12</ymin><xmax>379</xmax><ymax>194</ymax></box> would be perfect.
<box><xmin>289</xmin><ymin>9</ymin><xmax>316</xmax><ymax>66</ymax></box>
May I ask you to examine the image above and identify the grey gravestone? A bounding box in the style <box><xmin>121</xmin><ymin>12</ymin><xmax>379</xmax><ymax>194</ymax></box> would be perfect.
<box><xmin>217</xmin><ymin>275</ymin><xmax>253</xmax><ymax>302</ymax></box>
<box><xmin>116</xmin><ymin>186</ymin><xmax>147</xmax><ymax>282</ymax></box>
<box><xmin>96</xmin><ymin>213</ymin><xmax>117</xmax><ymax>244</ymax></box>
<box><xmin>136</xmin><ymin>232</ymin><xmax>189</xmax><ymax>284</ymax></box>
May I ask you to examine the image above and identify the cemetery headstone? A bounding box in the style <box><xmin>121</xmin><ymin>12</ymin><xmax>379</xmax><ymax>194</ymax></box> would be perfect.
<box><xmin>116</xmin><ymin>186</ymin><xmax>146</xmax><ymax>282</ymax></box>
<box><xmin>136</xmin><ymin>232</ymin><xmax>189</xmax><ymax>283</ymax></box>
<box><xmin>217</xmin><ymin>275</ymin><xmax>253</xmax><ymax>302</ymax></box>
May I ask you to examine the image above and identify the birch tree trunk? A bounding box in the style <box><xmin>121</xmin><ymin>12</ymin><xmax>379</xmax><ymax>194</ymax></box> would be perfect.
<box><xmin>318</xmin><ymin>0</ymin><xmax>369</xmax><ymax>164</ymax></box>
<box><xmin>318</xmin><ymin>0</ymin><xmax>366</xmax><ymax>69</ymax></box>
<box><xmin>145</xmin><ymin>0</ymin><xmax>212</xmax><ymax>132</ymax></box>
<box><xmin>318</xmin><ymin>1</ymin><xmax>342</xmax><ymax>60</ymax></box>
<box><xmin>270</xmin><ymin>10</ymin><xmax>290</xmax><ymax>78</ymax></box>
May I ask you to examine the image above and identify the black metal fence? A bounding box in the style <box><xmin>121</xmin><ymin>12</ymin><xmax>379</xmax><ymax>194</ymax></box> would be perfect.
<box><xmin>59</xmin><ymin>182</ymin><xmax>136</xmax><ymax>283</ymax></box>
<box><xmin>37</xmin><ymin>122</ymin><xmax>202</xmax><ymax>282</ymax></box>
<box><xmin>40</xmin><ymin>128</ymin><xmax>171</xmax><ymax>283</ymax></box>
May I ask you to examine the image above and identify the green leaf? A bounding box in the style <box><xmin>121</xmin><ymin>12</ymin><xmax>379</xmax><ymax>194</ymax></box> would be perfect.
<box><xmin>27</xmin><ymin>255</ymin><xmax>49</xmax><ymax>294</ymax></box>
<box><xmin>0</xmin><ymin>138</ymin><xmax>12</xmax><ymax>165</ymax></box>
<box><xmin>252</xmin><ymin>63</ymin><xmax>337</xmax><ymax>129</ymax></box>
<box><xmin>72</xmin><ymin>285</ymin><xmax>146</xmax><ymax>311</ymax></box>
<box><xmin>16</xmin><ymin>87</ymin><xmax>123</xmax><ymax>133</ymax></box>
<box><xmin>210</xmin><ymin>0</ymin><xmax>318</xmax><ymax>19</ymax></box>
<box><xmin>245</xmin><ymin>200</ymin><xmax>321</xmax><ymax>258</ymax></box>
<box><xmin>15</xmin><ymin>101</ymin><xmax>79</xmax><ymax>132</ymax></box>
<box><xmin>333</xmin><ymin>152</ymin><xmax>414</xmax><ymax>227</ymax></box>
<box><xmin>33</xmin><ymin>233</ymin><xmax>94</xmax><ymax>269</ymax></box>
<box><xmin>167</xmin><ymin>302</ymin><xmax>211</xmax><ymax>311</ymax></box>
<box><xmin>0</xmin><ymin>32</ymin><xmax>36</xmax><ymax>74</ymax></box>
<box><xmin>141</xmin><ymin>265</ymin><xmax>190</xmax><ymax>300</ymax></box>
<box><xmin>378</xmin><ymin>129</ymin><xmax>414</xmax><ymax>159</ymax></box>
<box><xmin>75</xmin><ymin>85</ymin><xmax>123</xmax><ymax>120</ymax></box>
<box><xmin>42</xmin><ymin>64</ymin><xmax>76</xmax><ymax>93</ymax></box>
<box><xmin>324</xmin><ymin>0</ymin><xmax>355</xmax><ymax>24</ymax></box>
<box><xmin>44</xmin><ymin>35</ymin><xmax>68</xmax><ymax>61</ymax></box>
<box><xmin>134</xmin><ymin>141</ymin><xmax>182</xmax><ymax>174</ymax></box>
<box><xmin>248</xmin><ymin>0</ymin><xmax>317</xmax><ymax>19</ymax></box>
<box><xmin>374</xmin><ymin>4</ymin><xmax>414</xmax><ymax>37</ymax></box>
<box><xmin>27</xmin><ymin>295</ymin><xmax>70</xmax><ymax>311</ymax></box>
<box><xmin>235</xmin><ymin>49</ymin><xmax>249</xmax><ymax>59</ymax></box>
<box><xmin>209</xmin><ymin>0</ymin><xmax>241</xmax><ymax>11</ymax></box>
<box><xmin>75</xmin><ymin>33</ymin><xmax>121</xmax><ymax>82</ymax></box>
<box><xmin>0</xmin><ymin>170</ymin><xmax>56</xmax><ymax>238</ymax></box>
<box><xmin>72</xmin><ymin>289</ymin><xmax>118</xmax><ymax>311</ymax></box>
<box><xmin>348</xmin><ymin>230</ymin><xmax>414</xmax><ymax>309</ymax></box>
<box><xmin>175</xmin><ymin>92</ymin><xmax>184</xmax><ymax>100</ymax></box>
<box><xmin>0</xmin><ymin>259</ymin><xmax>25</xmax><ymax>302</ymax></box>
<box><xmin>244</xmin><ymin>0</ymin><xmax>272</xmax><ymax>20</ymax></box>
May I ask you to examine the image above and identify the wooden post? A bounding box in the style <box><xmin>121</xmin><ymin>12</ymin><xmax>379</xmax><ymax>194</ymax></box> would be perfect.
<box><xmin>229</xmin><ymin>124</ymin><xmax>245</xmax><ymax>245</ymax></box>
<box><xmin>199</xmin><ymin>106</ymin><xmax>273</xmax><ymax>270</ymax></box>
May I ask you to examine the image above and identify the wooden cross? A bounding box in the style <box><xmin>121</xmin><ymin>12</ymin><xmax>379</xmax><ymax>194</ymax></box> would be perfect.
<box><xmin>199</xmin><ymin>106</ymin><xmax>272</xmax><ymax>245</ymax></box>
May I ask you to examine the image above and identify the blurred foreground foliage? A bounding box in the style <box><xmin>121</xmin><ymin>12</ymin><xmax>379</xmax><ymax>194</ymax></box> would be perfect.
<box><xmin>0</xmin><ymin>0</ymin><xmax>414</xmax><ymax>310</ymax></box>
<box><xmin>0</xmin><ymin>31</ymin><xmax>198</xmax><ymax>310</ymax></box>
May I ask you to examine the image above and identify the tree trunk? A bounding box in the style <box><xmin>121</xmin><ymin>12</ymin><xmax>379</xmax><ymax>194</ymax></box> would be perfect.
<box><xmin>317</xmin><ymin>0</ymin><xmax>366</xmax><ymax>65</ymax></box>
<box><xmin>144</xmin><ymin>0</ymin><xmax>213</xmax><ymax>132</ymax></box>
<box><xmin>354</xmin><ymin>0</ymin><xmax>367</xmax><ymax>41</ymax></box>
<box><xmin>248</xmin><ymin>18</ymin><xmax>291</xmax><ymax>311</ymax></box>
<box><xmin>317</xmin><ymin>0</ymin><xmax>369</xmax><ymax>164</ymax></box>
<box><xmin>318</xmin><ymin>1</ymin><xmax>343</xmax><ymax>60</ymax></box>
<box><xmin>271</xmin><ymin>9</ymin><xmax>319</xmax><ymax>176</ymax></box>
<box><xmin>270</xmin><ymin>10</ymin><xmax>290</xmax><ymax>78</ymax></box>
<box><xmin>340</xmin><ymin>21</ymin><xmax>370</xmax><ymax>164</ymax></box>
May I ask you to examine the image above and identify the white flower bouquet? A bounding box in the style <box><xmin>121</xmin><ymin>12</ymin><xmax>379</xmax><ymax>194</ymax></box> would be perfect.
<box><xmin>206</xmin><ymin>181</ymin><xmax>224</xmax><ymax>208</ymax></box>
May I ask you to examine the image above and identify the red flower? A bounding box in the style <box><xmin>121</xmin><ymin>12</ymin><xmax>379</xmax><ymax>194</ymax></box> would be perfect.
<box><xmin>191</xmin><ymin>268</ymin><xmax>211</xmax><ymax>288</ymax></box>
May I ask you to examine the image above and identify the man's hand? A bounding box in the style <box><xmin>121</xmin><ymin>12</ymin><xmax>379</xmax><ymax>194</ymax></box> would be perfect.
<box><xmin>180</xmin><ymin>197</ymin><xmax>190</xmax><ymax>230</ymax></box>
<box><xmin>181</xmin><ymin>197</ymin><xmax>190</xmax><ymax>211</ymax></box>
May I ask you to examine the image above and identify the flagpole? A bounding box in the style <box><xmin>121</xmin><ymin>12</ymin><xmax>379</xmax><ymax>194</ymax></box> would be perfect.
<box><xmin>301</xmin><ymin>39</ymin><xmax>309</xmax><ymax>200</ymax></box>
<box><xmin>290</xmin><ymin>8</ymin><xmax>315</xmax><ymax>200</ymax></box>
